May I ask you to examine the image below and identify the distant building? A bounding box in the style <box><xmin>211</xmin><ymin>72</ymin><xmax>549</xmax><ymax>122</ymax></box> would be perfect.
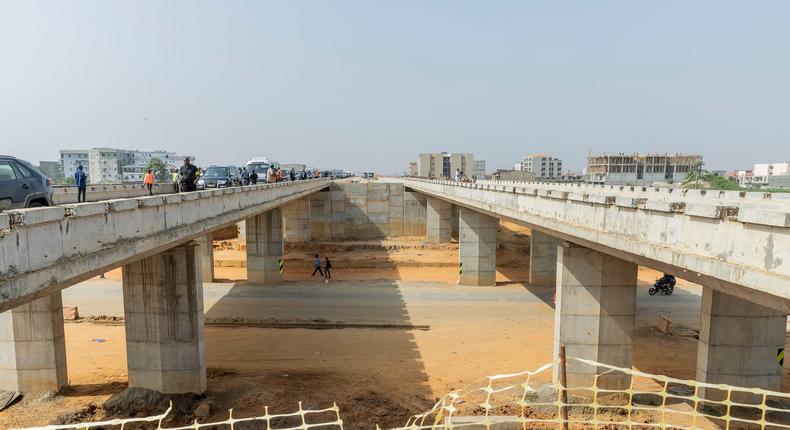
<box><xmin>474</xmin><ymin>160</ymin><xmax>486</xmax><ymax>179</ymax></box>
<box><xmin>491</xmin><ymin>169</ymin><xmax>535</xmax><ymax>182</ymax></box>
<box><xmin>754</xmin><ymin>162</ymin><xmax>790</xmax><ymax>178</ymax></box>
<box><xmin>585</xmin><ymin>153</ymin><xmax>702</xmax><ymax>185</ymax></box>
<box><xmin>521</xmin><ymin>154</ymin><xmax>563</xmax><ymax>179</ymax></box>
<box><xmin>415</xmin><ymin>153</ymin><xmax>477</xmax><ymax>179</ymax></box>
<box><xmin>408</xmin><ymin>161</ymin><xmax>418</xmax><ymax>176</ymax></box>
<box><xmin>60</xmin><ymin>150</ymin><xmax>89</xmax><ymax>180</ymax></box>
<box><xmin>514</xmin><ymin>162</ymin><xmax>523</xmax><ymax>171</ymax></box>
<box><xmin>88</xmin><ymin>148</ymin><xmax>135</xmax><ymax>184</ymax></box>
<box><xmin>38</xmin><ymin>161</ymin><xmax>63</xmax><ymax>180</ymax></box>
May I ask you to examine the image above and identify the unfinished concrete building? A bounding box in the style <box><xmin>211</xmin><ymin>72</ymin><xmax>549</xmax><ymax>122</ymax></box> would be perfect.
<box><xmin>415</xmin><ymin>153</ymin><xmax>476</xmax><ymax>179</ymax></box>
<box><xmin>585</xmin><ymin>153</ymin><xmax>702</xmax><ymax>185</ymax></box>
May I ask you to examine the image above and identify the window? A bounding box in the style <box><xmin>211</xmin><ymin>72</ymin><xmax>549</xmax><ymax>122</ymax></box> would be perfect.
<box><xmin>0</xmin><ymin>161</ymin><xmax>17</xmax><ymax>181</ymax></box>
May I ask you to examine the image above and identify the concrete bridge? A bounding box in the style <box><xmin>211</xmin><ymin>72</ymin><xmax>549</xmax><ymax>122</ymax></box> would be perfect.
<box><xmin>1</xmin><ymin>176</ymin><xmax>788</xmax><ymax>401</ymax></box>
<box><xmin>402</xmin><ymin>178</ymin><xmax>790</xmax><ymax>397</ymax></box>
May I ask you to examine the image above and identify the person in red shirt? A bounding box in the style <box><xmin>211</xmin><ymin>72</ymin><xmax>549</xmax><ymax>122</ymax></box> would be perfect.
<box><xmin>144</xmin><ymin>169</ymin><xmax>155</xmax><ymax>196</ymax></box>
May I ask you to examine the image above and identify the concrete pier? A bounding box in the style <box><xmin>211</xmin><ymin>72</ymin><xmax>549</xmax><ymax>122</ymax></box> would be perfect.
<box><xmin>458</xmin><ymin>208</ymin><xmax>498</xmax><ymax>286</ymax></box>
<box><xmin>0</xmin><ymin>293</ymin><xmax>67</xmax><ymax>392</ymax></box>
<box><xmin>283</xmin><ymin>199</ymin><xmax>311</xmax><ymax>242</ymax></box>
<box><xmin>426</xmin><ymin>197</ymin><xmax>452</xmax><ymax>244</ymax></box>
<box><xmin>246</xmin><ymin>208</ymin><xmax>284</xmax><ymax>284</ymax></box>
<box><xmin>553</xmin><ymin>242</ymin><xmax>637</xmax><ymax>389</ymax></box>
<box><xmin>529</xmin><ymin>230</ymin><xmax>561</xmax><ymax>287</ymax></box>
<box><xmin>195</xmin><ymin>233</ymin><xmax>214</xmax><ymax>282</ymax></box>
<box><xmin>697</xmin><ymin>288</ymin><xmax>787</xmax><ymax>400</ymax></box>
<box><xmin>122</xmin><ymin>242</ymin><xmax>206</xmax><ymax>394</ymax></box>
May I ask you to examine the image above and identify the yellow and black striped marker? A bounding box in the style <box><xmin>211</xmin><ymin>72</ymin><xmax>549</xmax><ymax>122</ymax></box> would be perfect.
<box><xmin>459</xmin><ymin>262</ymin><xmax>463</xmax><ymax>275</ymax></box>
<box><xmin>279</xmin><ymin>259</ymin><xmax>284</xmax><ymax>275</ymax></box>
<box><xmin>778</xmin><ymin>348</ymin><xmax>785</xmax><ymax>367</ymax></box>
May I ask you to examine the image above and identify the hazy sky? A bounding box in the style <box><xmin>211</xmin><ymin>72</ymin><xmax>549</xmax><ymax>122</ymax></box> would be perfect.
<box><xmin>2</xmin><ymin>1</ymin><xmax>789</xmax><ymax>173</ymax></box>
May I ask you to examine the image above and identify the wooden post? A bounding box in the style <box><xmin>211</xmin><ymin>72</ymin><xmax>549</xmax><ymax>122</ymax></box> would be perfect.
<box><xmin>559</xmin><ymin>344</ymin><xmax>569</xmax><ymax>430</ymax></box>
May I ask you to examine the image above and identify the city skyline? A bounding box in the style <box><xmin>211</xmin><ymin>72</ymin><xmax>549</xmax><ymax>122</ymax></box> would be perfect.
<box><xmin>2</xmin><ymin>1</ymin><xmax>790</xmax><ymax>172</ymax></box>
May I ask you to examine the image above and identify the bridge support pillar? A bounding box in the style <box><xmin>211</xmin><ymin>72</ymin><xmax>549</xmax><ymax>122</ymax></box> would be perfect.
<box><xmin>553</xmin><ymin>242</ymin><xmax>636</xmax><ymax>389</ymax></box>
<box><xmin>196</xmin><ymin>232</ymin><xmax>214</xmax><ymax>282</ymax></box>
<box><xmin>283</xmin><ymin>199</ymin><xmax>311</xmax><ymax>242</ymax></box>
<box><xmin>122</xmin><ymin>242</ymin><xmax>206</xmax><ymax>394</ymax></box>
<box><xmin>697</xmin><ymin>287</ymin><xmax>786</xmax><ymax>401</ymax></box>
<box><xmin>458</xmin><ymin>207</ymin><xmax>498</xmax><ymax>286</ymax></box>
<box><xmin>426</xmin><ymin>197</ymin><xmax>452</xmax><ymax>244</ymax></box>
<box><xmin>529</xmin><ymin>230</ymin><xmax>561</xmax><ymax>287</ymax></box>
<box><xmin>0</xmin><ymin>293</ymin><xmax>67</xmax><ymax>392</ymax></box>
<box><xmin>246</xmin><ymin>208</ymin><xmax>284</xmax><ymax>284</ymax></box>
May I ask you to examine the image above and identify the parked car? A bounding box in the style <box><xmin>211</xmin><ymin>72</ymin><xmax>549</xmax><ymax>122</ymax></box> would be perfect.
<box><xmin>0</xmin><ymin>155</ymin><xmax>54</xmax><ymax>210</ymax></box>
<box><xmin>197</xmin><ymin>165</ymin><xmax>241</xmax><ymax>189</ymax></box>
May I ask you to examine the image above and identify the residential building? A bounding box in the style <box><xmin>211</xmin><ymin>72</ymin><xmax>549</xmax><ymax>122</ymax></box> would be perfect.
<box><xmin>474</xmin><ymin>160</ymin><xmax>486</xmax><ymax>178</ymax></box>
<box><xmin>520</xmin><ymin>154</ymin><xmax>563</xmax><ymax>179</ymax></box>
<box><xmin>414</xmin><ymin>153</ymin><xmax>477</xmax><ymax>179</ymax></box>
<box><xmin>514</xmin><ymin>162</ymin><xmax>523</xmax><ymax>171</ymax></box>
<box><xmin>585</xmin><ymin>153</ymin><xmax>702</xmax><ymax>185</ymax></box>
<box><xmin>60</xmin><ymin>150</ymin><xmax>89</xmax><ymax>179</ymax></box>
<box><xmin>88</xmin><ymin>148</ymin><xmax>135</xmax><ymax>184</ymax></box>
<box><xmin>754</xmin><ymin>162</ymin><xmax>790</xmax><ymax>178</ymax></box>
<box><xmin>38</xmin><ymin>161</ymin><xmax>63</xmax><ymax>180</ymax></box>
<box><xmin>408</xmin><ymin>162</ymin><xmax>418</xmax><ymax>176</ymax></box>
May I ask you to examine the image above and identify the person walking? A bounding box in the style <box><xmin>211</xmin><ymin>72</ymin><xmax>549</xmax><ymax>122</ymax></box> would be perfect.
<box><xmin>289</xmin><ymin>169</ymin><xmax>296</xmax><ymax>182</ymax></box>
<box><xmin>241</xmin><ymin>167</ymin><xmax>250</xmax><ymax>186</ymax></box>
<box><xmin>171</xmin><ymin>170</ymin><xmax>179</xmax><ymax>193</ymax></box>
<box><xmin>74</xmin><ymin>165</ymin><xmax>87</xmax><ymax>202</ymax></box>
<box><xmin>311</xmin><ymin>255</ymin><xmax>324</xmax><ymax>277</ymax></box>
<box><xmin>144</xmin><ymin>169</ymin><xmax>155</xmax><ymax>196</ymax></box>
<box><xmin>179</xmin><ymin>157</ymin><xmax>198</xmax><ymax>192</ymax></box>
<box><xmin>250</xmin><ymin>170</ymin><xmax>258</xmax><ymax>185</ymax></box>
<box><xmin>454</xmin><ymin>168</ymin><xmax>461</xmax><ymax>181</ymax></box>
<box><xmin>266</xmin><ymin>165</ymin><xmax>277</xmax><ymax>184</ymax></box>
<box><xmin>323</xmin><ymin>257</ymin><xmax>332</xmax><ymax>283</ymax></box>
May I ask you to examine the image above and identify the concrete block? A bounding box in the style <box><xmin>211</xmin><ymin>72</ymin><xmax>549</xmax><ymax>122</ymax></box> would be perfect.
<box><xmin>65</xmin><ymin>202</ymin><xmax>108</xmax><ymax>217</ymax></box>
<box><xmin>685</xmin><ymin>204</ymin><xmax>722</xmax><ymax>219</ymax></box>
<box><xmin>14</xmin><ymin>207</ymin><xmax>65</xmax><ymax>225</ymax></box>
<box><xmin>738</xmin><ymin>208</ymin><xmax>790</xmax><ymax>227</ymax></box>
<box><xmin>108</xmin><ymin>198</ymin><xmax>140</xmax><ymax>212</ymax></box>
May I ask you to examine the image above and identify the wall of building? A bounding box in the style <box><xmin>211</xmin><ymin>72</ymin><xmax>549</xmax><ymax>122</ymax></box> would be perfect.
<box><xmin>283</xmin><ymin>182</ymin><xmax>426</xmax><ymax>241</ymax></box>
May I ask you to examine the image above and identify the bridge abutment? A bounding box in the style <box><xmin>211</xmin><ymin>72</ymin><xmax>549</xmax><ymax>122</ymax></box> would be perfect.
<box><xmin>553</xmin><ymin>242</ymin><xmax>637</xmax><ymax>389</ymax></box>
<box><xmin>196</xmin><ymin>233</ymin><xmax>214</xmax><ymax>282</ymax></box>
<box><xmin>0</xmin><ymin>293</ymin><xmax>67</xmax><ymax>392</ymax></box>
<box><xmin>458</xmin><ymin>207</ymin><xmax>498</xmax><ymax>286</ymax></box>
<box><xmin>529</xmin><ymin>230</ymin><xmax>561</xmax><ymax>287</ymax></box>
<box><xmin>122</xmin><ymin>242</ymin><xmax>206</xmax><ymax>394</ymax></box>
<box><xmin>246</xmin><ymin>208</ymin><xmax>284</xmax><ymax>284</ymax></box>
<box><xmin>697</xmin><ymin>287</ymin><xmax>787</xmax><ymax>400</ymax></box>
<box><xmin>426</xmin><ymin>197</ymin><xmax>453</xmax><ymax>244</ymax></box>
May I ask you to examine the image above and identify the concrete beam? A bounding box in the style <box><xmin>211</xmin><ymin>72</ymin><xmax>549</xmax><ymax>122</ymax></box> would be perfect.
<box><xmin>122</xmin><ymin>242</ymin><xmax>206</xmax><ymax>394</ymax></box>
<box><xmin>195</xmin><ymin>233</ymin><xmax>214</xmax><ymax>282</ymax></box>
<box><xmin>0</xmin><ymin>179</ymin><xmax>329</xmax><ymax>312</ymax></box>
<box><xmin>426</xmin><ymin>197</ymin><xmax>453</xmax><ymax>244</ymax></box>
<box><xmin>247</xmin><ymin>208</ymin><xmax>284</xmax><ymax>285</ymax></box>
<box><xmin>553</xmin><ymin>242</ymin><xmax>637</xmax><ymax>390</ymax></box>
<box><xmin>0</xmin><ymin>293</ymin><xmax>67</xmax><ymax>392</ymax></box>
<box><xmin>696</xmin><ymin>287</ymin><xmax>787</xmax><ymax>401</ymax></box>
<box><xmin>458</xmin><ymin>207</ymin><xmax>498</xmax><ymax>286</ymax></box>
<box><xmin>529</xmin><ymin>230</ymin><xmax>561</xmax><ymax>287</ymax></box>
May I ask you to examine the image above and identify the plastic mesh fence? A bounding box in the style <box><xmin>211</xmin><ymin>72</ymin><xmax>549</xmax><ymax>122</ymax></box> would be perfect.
<box><xmin>13</xmin><ymin>358</ymin><xmax>790</xmax><ymax>430</ymax></box>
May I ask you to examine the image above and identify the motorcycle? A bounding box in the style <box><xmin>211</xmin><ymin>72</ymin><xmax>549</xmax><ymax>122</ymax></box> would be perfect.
<box><xmin>649</xmin><ymin>275</ymin><xmax>676</xmax><ymax>296</ymax></box>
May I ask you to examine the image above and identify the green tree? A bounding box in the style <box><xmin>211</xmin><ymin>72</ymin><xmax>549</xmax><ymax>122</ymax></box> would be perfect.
<box><xmin>146</xmin><ymin>157</ymin><xmax>169</xmax><ymax>181</ymax></box>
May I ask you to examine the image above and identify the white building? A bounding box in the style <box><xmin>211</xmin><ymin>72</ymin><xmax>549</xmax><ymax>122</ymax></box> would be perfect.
<box><xmin>474</xmin><ymin>160</ymin><xmax>486</xmax><ymax>179</ymax></box>
<box><xmin>88</xmin><ymin>148</ymin><xmax>135</xmax><ymax>184</ymax></box>
<box><xmin>521</xmin><ymin>154</ymin><xmax>563</xmax><ymax>179</ymax></box>
<box><xmin>60</xmin><ymin>150</ymin><xmax>89</xmax><ymax>180</ymax></box>
<box><xmin>754</xmin><ymin>162</ymin><xmax>790</xmax><ymax>178</ymax></box>
<box><xmin>415</xmin><ymin>153</ymin><xmax>476</xmax><ymax>179</ymax></box>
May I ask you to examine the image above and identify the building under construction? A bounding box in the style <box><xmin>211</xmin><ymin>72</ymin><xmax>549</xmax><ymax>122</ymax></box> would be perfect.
<box><xmin>585</xmin><ymin>153</ymin><xmax>702</xmax><ymax>185</ymax></box>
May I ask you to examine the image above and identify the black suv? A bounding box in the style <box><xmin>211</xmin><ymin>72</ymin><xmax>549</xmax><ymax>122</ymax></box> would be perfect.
<box><xmin>0</xmin><ymin>155</ymin><xmax>54</xmax><ymax>210</ymax></box>
<box><xmin>197</xmin><ymin>165</ymin><xmax>241</xmax><ymax>189</ymax></box>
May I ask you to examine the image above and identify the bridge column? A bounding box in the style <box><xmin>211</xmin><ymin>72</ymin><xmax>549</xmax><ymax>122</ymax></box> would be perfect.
<box><xmin>0</xmin><ymin>293</ymin><xmax>67</xmax><ymax>392</ymax></box>
<box><xmin>122</xmin><ymin>242</ymin><xmax>206</xmax><ymax>394</ymax></box>
<box><xmin>697</xmin><ymin>287</ymin><xmax>786</xmax><ymax>401</ymax></box>
<box><xmin>283</xmin><ymin>199</ymin><xmax>311</xmax><ymax>242</ymax></box>
<box><xmin>529</xmin><ymin>230</ymin><xmax>561</xmax><ymax>287</ymax></box>
<box><xmin>246</xmin><ymin>208</ymin><xmax>284</xmax><ymax>284</ymax></box>
<box><xmin>195</xmin><ymin>233</ymin><xmax>214</xmax><ymax>282</ymax></box>
<box><xmin>553</xmin><ymin>242</ymin><xmax>636</xmax><ymax>389</ymax></box>
<box><xmin>426</xmin><ymin>197</ymin><xmax>452</xmax><ymax>244</ymax></box>
<box><xmin>458</xmin><ymin>207</ymin><xmax>498</xmax><ymax>286</ymax></box>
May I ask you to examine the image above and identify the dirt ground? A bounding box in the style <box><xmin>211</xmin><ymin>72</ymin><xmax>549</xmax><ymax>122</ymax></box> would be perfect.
<box><xmin>1</xmin><ymin>222</ymin><xmax>787</xmax><ymax>429</ymax></box>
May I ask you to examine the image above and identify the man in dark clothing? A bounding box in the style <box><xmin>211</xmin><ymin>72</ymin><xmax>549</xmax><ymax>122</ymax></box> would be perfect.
<box><xmin>289</xmin><ymin>169</ymin><xmax>296</xmax><ymax>181</ymax></box>
<box><xmin>241</xmin><ymin>168</ymin><xmax>250</xmax><ymax>186</ymax></box>
<box><xmin>74</xmin><ymin>164</ymin><xmax>88</xmax><ymax>202</ymax></box>
<box><xmin>250</xmin><ymin>170</ymin><xmax>258</xmax><ymax>185</ymax></box>
<box><xmin>179</xmin><ymin>157</ymin><xmax>198</xmax><ymax>192</ymax></box>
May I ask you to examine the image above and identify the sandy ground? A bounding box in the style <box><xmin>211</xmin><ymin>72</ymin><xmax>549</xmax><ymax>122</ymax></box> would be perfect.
<box><xmin>2</xmin><ymin>222</ymin><xmax>787</xmax><ymax>429</ymax></box>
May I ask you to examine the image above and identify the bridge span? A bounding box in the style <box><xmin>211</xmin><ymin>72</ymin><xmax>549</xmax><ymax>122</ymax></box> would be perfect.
<box><xmin>402</xmin><ymin>178</ymin><xmax>790</xmax><ymax>398</ymax></box>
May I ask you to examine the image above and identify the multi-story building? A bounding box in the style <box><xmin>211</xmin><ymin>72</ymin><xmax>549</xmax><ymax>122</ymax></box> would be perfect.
<box><xmin>754</xmin><ymin>162</ymin><xmax>790</xmax><ymax>178</ymax></box>
<box><xmin>38</xmin><ymin>161</ymin><xmax>63</xmax><ymax>180</ymax></box>
<box><xmin>521</xmin><ymin>154</ymin><xmax>563</xmax><ymax>179</ymax></box>
<box><xmin>585</xmin><ymin>153</ymin><xmax>702</xmax><ymax>185</ymax></box>
<box><xmin>474</xmin><ymin>160</ymin><xmax>486</xmax><ymax>179</ymax></box>
<box><xmin>88</xmin><ymin>148</ymin><xmax>135</xmax><ymax>184</ymax></box>
<box><xmin>60</xmin><ymin>150</ymin><xmax>89</xmax><ymax>180</ymax></box>
<box><xmin>415</xmin><ymin>153</ymin><xmax>478</xmax><ymax>179</ymax></box>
